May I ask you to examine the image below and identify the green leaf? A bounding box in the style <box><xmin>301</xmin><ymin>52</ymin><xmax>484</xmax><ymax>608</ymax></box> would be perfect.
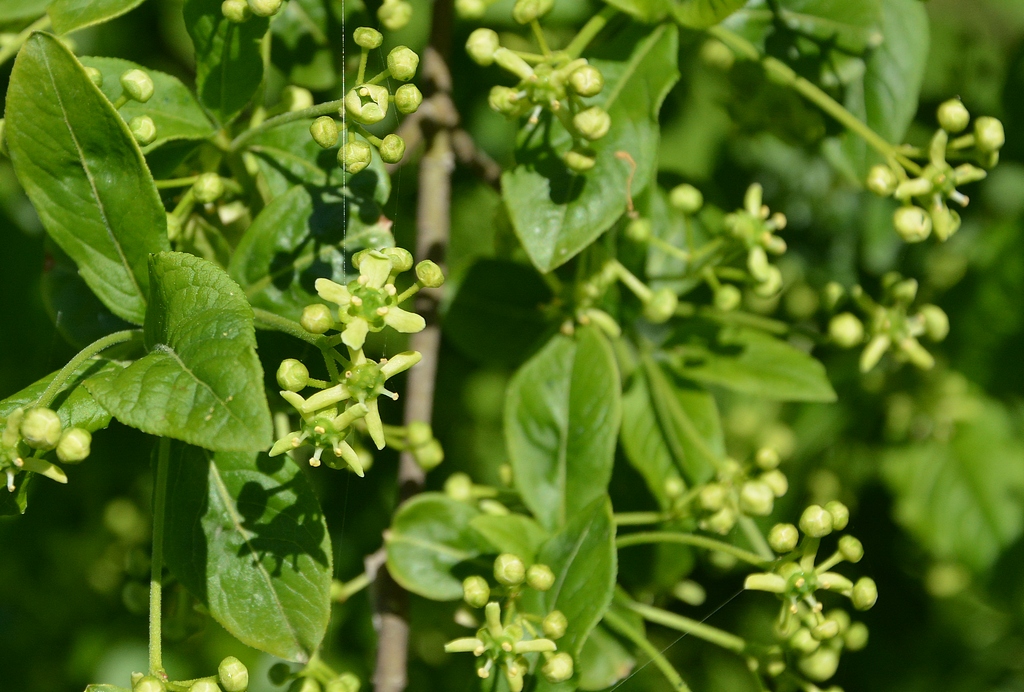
<box><xmin>48</xmin><ymin>0</ymin><xmax>146</xmax><ymax>33</ymax></box>
<box><xmin>385</xmin><ymin>493</ymin><xmax>490</xmax><ymax>601</ymax></box>
<box><xmin>5</xmin><ymin>33</ymin><xmax>170</xmax><ymax>325</ymax></box>
<box><xmin>184</xmin><ymin>0</ymin><xmax>269</xmax><ymax>125</ymax></box>
<box><xmin>727</xmin><ymin>0</ymin><xmax>882</xmax><ymax>54</ymax></box>
<box><xmin>79</xmin><ymin>56</ymin><xmax>216</xmax><ymax>152</ymax></box>
<box><xmin>230</xmin><ymin>185</ymin><xmax>394</xmax><ymax>322</ymax></box>
<box><xmin>271</xmin><ymin>0</ymin><xmax>336</xmax><ymax>91</ymax></box>
<box><xmin>163</xmin><ymin>443</ymin><xmax>332</xmax><ymax>662</ymax></box>
<box><xmin>505</xmin><ymin>327</ymin><xmax>622</xmax><ymax>531</ymax></box>
<box><xmin>469</xmin><ymin>513</ymin><xmax>549</xmax><ymax>562</ymax></box>
<box><xmin>882</xmin><ymin>398</ymin><xmax>1024</xmax><ymax>572</ymax></box>
<box><xmin>673</xmin><ymin>0</ymin><xmax>748</xmax><ymax>28</ymax></box>
<box><xmin>578</xmin><ymin>625</ymin><xmax>635</xmax><ymax>691</ymax></box>
<box><xmin>86</xmin><ymin>252</ymin><xmax>273</xmax><ymax>452</ymax></box>
<box><xmin>502</xmin><ymin>25</ymin><xmax>680</xmax><ymax>272</ymax></box>
<box><xmin>443</xmin><ymin>259</ymin><xmax>554</xmax><ymax>366</ymax></box>
<box><xmin>621</xmin><ymin>369</ymin><xmax>678</xmax><ymax>507</ymax></box>
<box><xmin>0</xmin><ymin>0</ymin><xmax>51</xmax><ymax>24</ymax></box>
<box><xmin>665</xmin><ymin>324</ymin><xmax>837</xmax><ymax>402</ymax></box>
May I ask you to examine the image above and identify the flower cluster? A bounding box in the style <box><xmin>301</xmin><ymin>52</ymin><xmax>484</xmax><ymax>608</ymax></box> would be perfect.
<box><xmin>85</xmin><ymin>66</ymin><xmax>158</xmax><ymax>146</ymax></box>
<box><xmin>131</xmin><ymin>655</ymin><xmax>252</xmax><ymax>692</ymax></box>
<box><xmin>693</xmin><ymin>448</ymin><xmax>789</xmax><ymax>535</ymax></box>
<box><xmin>1</xmin><ymin>405</ymin><xmax>91</xmax><ymax>494</ymax></box>
<box><xmin>445</xmin><ymin>554</ymin><xmax>573</xmax><ymax>691</ymax></box>
<box><xmin>720</xmin><ymin>183</ymin><xmax>787</xmax><ymax>299</ymax></box>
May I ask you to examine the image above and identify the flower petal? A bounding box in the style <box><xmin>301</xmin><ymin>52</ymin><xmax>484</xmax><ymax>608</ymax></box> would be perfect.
<box><xmin>270</xmin><ymin>431</ymin><xmax>304</xmax><ymax>457</ymax></box>
<box><xmin>332</xmin><ymin>440</ymin><xmax>364</xmax><ymax>477</ymax></box>
<box><xmin>359</xmin><ymin>251</ymin><xmax>393</xmax><ymax>289</ymax></box>
<box><xmin>315</xmin><ymin>278</ymin><xmax>351</xmax><ymax>306</ymax></box>
<box><xmin>342</xmin><ymin>318</ymin><xmax>370</xmax><ymax>351</ymax></box>
<box><xmin>365</xmin><ymin>397</ymin><xmax>385</xmax><ymax>450</ymax></box>
<box><xmin>383</xmin><ymin>307</ymin><xmax>426</xmax><ymax>334</ymax></box>
<box><xmin>381</xmin><ymin>351</ymin><xmax>422</xmax><ymax>379</ymax></box>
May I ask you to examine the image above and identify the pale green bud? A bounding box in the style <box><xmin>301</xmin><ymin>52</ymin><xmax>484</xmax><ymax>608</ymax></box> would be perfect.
<box><xmin>345</xmin><ymin>85</ymin><xmax>389</xmax><ymax>126</ymax></box>
<box><xmin>700</xmin><ymin>39</ymin><xmax>735</xmax><ymax>70</ymax></box>
<box><xmin>866</xmin><ymin>165</ymin><xmax>897</xmax><ymax>196</ymax></box>
<box><xmin>221</xmin><ymin>0</ymin><xmax>251</xmax><ymax>21</ymax></box>
<box><xmin>703</xmin><ymin>507</ymin><xmax>736</xmax><ymax>535</ymax></box>
<box><xmin>326</xmin><ymin>673</ymin><xmax>360</xmax><ymax>692</ymax></box>
<box><xmin>829</xmin><ymin>312</ymin><xmax>864</xmax><ymax>348</ymax></box>
<box><xmin>494</xmin><ymin>553</ymin><xmax>526</xmax><ymax>586</ymax></box>
<box><xmin>768</xmin><ymin>523</ymin><xmax>799</xmax><ymax>553</ymax></box>
<box><xmin>699</xmin><ymin>482</ymin><xmax>727</xmax><ymax>512</ymax></box>
<box><xmin>354</xmin><ymin>27</ymin><xmax>383</xmax><ymax>50</ymax></box>
<box><xmin>387</xmin><ymin>46</ymin><xmax>419</xmax><ymax>82</ymax></box>
<box><xmin>378</xmin><ymin>0</ymin><xmax>412</xmax><ymax>31</ymax></box>
<box><xmin>930</xmin><ymin>202</ymin><xmax>961</xmax><ymax>242</ymax></box>
<box><xmin>189</xmin><ymin>680</ymin><xmax>221</xmax><ymax>692</ymax></box>
<box><xmin>893</xmin><ymin>205</ymin><xmax>932</xmax><ymax>243</ymax></box>
<box><xmin>444</xmin><ymin>472</ymin><xmax>473</xmax><ymax>501</ymax></box>
<box><xmin>541</xmin><ymin>653</ymin><xmax>573</xmax><ymax>683</ymax></box>
<box><xmin>755</xmin><ymin>446</ymin><xmax>780</xmax><ymax>470</ymax></box>
<box><xmin>838</xmin><ymin>535</ymin><xmax>864</xmax><ymax>563</ymax></box>
<box><xmin>527</xmin><ymin>564</ymin><xmax>555</xmax><ymax>591</ymax></box>
<box><xmin>56</xmin><ymin>428</ymin><xmax>92</xmax><ymax>463</ymax></box>
<box><xmin>282</xmin><ymin>86</ymin><xmax>314</xmax><ymax>111</ymax></box>
<box><xmin>301</xmin><ymin>303</ymin><xmax>334</xmax><ymax>334</ymax></box>
<box><xmin>919</xmin><ymin>304</ymin><xmax>949</xmax><ymax>341</ymax></box>
<box><xmin>573</xmin><ymin>106</ymin><xmax>611</xmax><ymax>141</ymax></box>
<box><xmin>760</xmin><ymin>469</ymin><xmax>788</xmax><ymax>497</ymax></box>
<box><xmin>456</xmin><ymin>0</ymin><xmax>487</xmax><ymax>18</ymax></box>
<box><xmin>851</xmin><ymin>577</ymin><xmax>878</xmax><ymax>610</ymax></box>
<box><xmin>134</xmin><ymin>676</ymin><xmax>166</xmax><ymax>692</ymax></box>
<box><xmin>310</xmin><ymin>116</ymin><xmax>339</xmax><ymax>149</ymax></box>
<box><xmin>463</xmin><ymin>575</ymin><xmax>490</xmax><ymax>608</ymax></box>
<box><xmin>789</xmin><ymin>628</ymin><xmax>819</xmax><ymax>654</ymax></box>
<box><xmin>974</xmin><ymin>116</ymin><xmax>1005</xmax><ymax>153</ymax></box>
<box><xmin>129</xmin><ymin>115</ymin><xmax>156</xmax><ymax>146</ymax></box>
<box><xmin>714</xmin><ymin>284</ymin><xmax>741</xmax><ymax>311</ymax></box>
<box><xmin>21</xmin><ymin>407</ymin><xmax>62</xmax><ymax>450</ymax></box>
<box><xmin>824</xmin><ymin>500</ymin><xmax>849</xmax><ymax>530</ymax></box>
<box><xmin>277</xmin><ymin>359</ymin><xmax>309</xmax><ymax>392</ymax></box>
<box><xmin>564</xmin><ymin>150</ymin><xmax>595</xmax><ymax>173</ymax></box>
<box><xmin>799</xmin><ymin>504</ymin><xmax>834</xmax><ymax>538</ymax></box>
<box><xmin>247</xmin><ymin>0</ymin><xmax>281</xmax><ymax>16</ymax></box>
<box><xmin>643</xmin><ymin>287</ymin><xmax>678</xmax><ymax>324</ymax></box>
<box><xmin>811</xmin><ymin>619</ymin><xmax>840</xmax><ymax>641</ymax></box>
<box><xmin>937</xmin><ymin>98</ymin><xmax>970</xmax><ymax>133</ymax></box>
<box><xmin>625</xmin><ymin>218</ymin><xmax>651</xmax><ymax>242</ymax></box>
<box><xmin>664</xmin><ymin>476</ymin><xmax>685</xmax><ymax>499</ymax></box>
<box><xmin>339</xmin><ymin>140</ymin><xmax>373</xmax><ymax>174</ymax></box>
<box><xmin>416</xmin><ymin>260</ymin><xmax>445</xmax><ymax>288</ymax></box>
<box><xmin>512</xmin><ymin>0</ymin><xmax>554</xmax><ymax>24</ymax></box>
<box><xmin>394</xmin><ymin>84</ymin><xmax>423</xmax><ymax>114</ymax></box>
<box><xmin>406</xmin><ymin>421</ymin><xmax>432</xmax><ymax>447</ymax></box>
<box><xmin>669</xmin><ymin>184</ymin><xmax>703</xmax><ymax>214</ymax></box>
<box><xmin>382</xmin><ymin>246</ymin><xmax>414</xmax><ymax>273</ymax></box>
<box><xmin>84</xmin><ymin>66</ymin><xmax>103</xmax><ymax>87</ymax></box>
<box><xmin>488</xmin><ymin>86</ymin><xmax>522</xmax><ymax>116</ymax></box>
<box><xmin>845</xmin><ymin>622</ymin><xmax>869</xmax><ymax>650</ymax></box>
<box><xmin>798</xmin><ymin>648</ymin><xmax>839</xmax><ymax>682</ymax></box>
<box><xmin>193</xmin><ymin>172</ymin><xmax>225</xmax><ymax>204</ymax></box>
<box><xmin>754</xmin><ymin>265</ymin><xmax>783</xmax><ymax>298</ymax></box>
<box><xmin>218</xmin><ymin>656</ymin><xmax>249</xmax><ymax>692</ymax></box>
<box><xmin>413</xmin><ymin>439</ymin><xmax>444</xmax><ymax>471</ymax></box>
<box><xmin>466</xmin><ymin>28</ymin><xmax>501</xmax><ymax>67</ymax></box>
<box><xmin>568</xmin><ymin>64</ymin><xmax>604</xmax><ymax>97</ymax></box>
<box><xmin>739</xmin><ymin>480</ymin><xmax>774</xmax><ymax>516</ymax></box>
<box><xmin>379</xmin><ymin>134</ymin><xmax>406</xmax><ymax>164</ymax></box>
<box><xmin>120</xmin><ymin>69</ymin><xmax>154</xmax><ymax>103</ymax></box>
<box><xmin>543</xmin><ymin>609</ymin><xmax>568</xmax><ymax>639</ymax></box>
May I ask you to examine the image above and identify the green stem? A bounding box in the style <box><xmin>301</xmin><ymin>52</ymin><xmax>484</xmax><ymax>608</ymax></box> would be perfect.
<box><xmin>0</xmin><ymin>15</ymin><xmax>51</xmax><ymax>67</ymax></box>
<box><xmin>531</xmin><ymin>19</ymin><xmax>552</xmax><ymax>56</ymax></box>
<box><xmin>614</xmin><ymin>511</ymin><xmax>676</xmax><ymax>526</ymax></box>
<box><xmin>627</xmin><ymin>601</ymin><xmax>748</xmax><ymax>654</ymax></box>
<box><xmin>35</xmin><ymin>329</ymin><xmax>140</xmax><ymax>408</ymax></box>
<box><xmin>707</xmin><ymin>26</ymin><xmax>922</xmax><ymax>176</ymax></box>
<box><xmin>155</xmin><ymin>176</ymin><xmax>200</xmax><ymax>189</ymax></box>
<box><xmin>231</xmin><ymin>98</ymin><xmax>346</xmax><ymax>151</ymax></box>
<box><xmin>617</xmin><ymin>531</ymin><xmax>771</xmax><ymax>569</ymax></box>
<box><xmin>252</xmin><ymin>308</ymin><xmax>325</xmax><ymax>347</ymax></box>
<box><xmin>649</xmin><ymin>234</ymin><xmax>692</xmax><ymax>262</ymax></box>
<box><xmin>603</xmin><ymin>608</ymin><xmax>692</xmax><ymax>692</ymax></box>
<box><xmin>564</xmin><ymin>6</ymin><xmax>618</xmax><ymax>59</ymax></box>
<box><xmin>332</xmin><ymin>572</ymin><xmax>372</xmax><ymax>602</ymax></box>
<box><xmin>738</xmin><ymin>516</ymin><xmax>775</xmax><ymax>561</ymax></box>
<box><xmin>112</xmin><ymin>94</ymin><xmax>130</xmax><ymax>110</ymax></box>
<box><xmin>150</xmin><ymin>437</ymin><xmax>171</xmax><ymax>675</ymax></box>
<box><xmin>609</xmin><ymin>260</ymin><xmax>653</xmax><ymax>302</ymax></box>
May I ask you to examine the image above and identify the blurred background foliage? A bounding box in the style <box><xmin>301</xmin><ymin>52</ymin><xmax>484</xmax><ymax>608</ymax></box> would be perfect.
<box><xmin>2</xmin><ymin>0</ymin><xmax>1024</xmax><ymax>690</ymax></box>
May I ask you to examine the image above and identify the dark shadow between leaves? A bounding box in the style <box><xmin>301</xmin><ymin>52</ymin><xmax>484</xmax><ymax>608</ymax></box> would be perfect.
<box><xmin>517</xmin><ymin>115</ymin><xmax>587</xmax><ymax>206</ymax></box>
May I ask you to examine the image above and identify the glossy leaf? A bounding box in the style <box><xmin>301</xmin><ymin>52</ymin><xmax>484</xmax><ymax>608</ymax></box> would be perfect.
<box><xmin>502</xmin><ymin>25</ymin><xmax>679</xmax><ymax>272</ymax></box>
<box><xmin>272</xmin><ymin>0</ymin><xmax>336</xmax><ymax>90</ymax></box>
<box><xmin>385</xmin><ymin>493</ymin><xmax>490</xmax><ymax>601</ymax></box>
<box><xmin>505</xmin><ymin>327</ymin><xmax>621</xmax><ymax>531</ymax></box>
<box><xmin>469</xmin><ymin>513</ymin><xmax>549</xmax><ymax>562</ymax></box>
<box><xmin>86</xmin><ymin>252</ymin><xmax>273</xmax><ymax>452</ymax></box>
<box><xmin>49</xmin><ymin>0</ymin><xmax>146</xmax><ymax>33</ymax></box>
<box><xmin>79</xmin><ymin>56</ymin><xmax>216</xmax><ymax>152</ymax></box>
<box><xmin>0</xmin><ymin>0</ymin><xmax>51</xmax><ymax>24</ymax></box>
<box><xmin>184</xmin><ymin>0</ymin><xmax>269</xmax><ymax>125</ymax></box>
<box><xmin>163</xmin><ymin>444</ymin><xmax>332</xmax><ymax>662</ymax></box>
<box><xmin>5</xmin><ymin>33</ymin><xmax>169</xmax><ymax>325</ymax></box>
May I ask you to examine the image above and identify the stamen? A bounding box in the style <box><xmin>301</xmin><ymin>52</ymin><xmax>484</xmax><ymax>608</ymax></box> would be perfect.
<box><xmin>377</xmin><ymin>307</ymin><xmax>389</xmax><ymax>316</ymax></box>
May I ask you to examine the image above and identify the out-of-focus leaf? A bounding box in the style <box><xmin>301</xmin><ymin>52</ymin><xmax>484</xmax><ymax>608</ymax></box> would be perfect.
<box><xmin>48</xmin><ymin>0</ymin><xmax>146</xmax><ymax>33</ymax></box>
<box><xmin>578</xmin><ymin>624</ymin><xmax>635</xmax><ymax>691</ymax></box>
<box><xmin>0</xmin><ymin>0</ymin><xmax>51</xmax><ymax>24</ymax></box>
<box><xmin>621</xmin><ymin>368</ymin><xmax>681</xmax><ymax>507</ymax></box>
<box><xmin>271</xmin><ymin>0</ymin><xmax>336</xmax><ymax>90</ymax></box>
<box><xmin>469</xmin><ymin>514</ymin><xmax>549</xmax><ymax>562</ymax></box>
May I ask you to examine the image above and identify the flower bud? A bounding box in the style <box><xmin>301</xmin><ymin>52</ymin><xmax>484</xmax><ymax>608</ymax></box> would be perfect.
<box><xmin>221</xmin><ymin>0</ymin><xmax>251</xmax><ymax>21</ymax></box>
<box><xmin>494</xmin><ymin>553</ymin><xmax>526</xmax><ymax>586</ymax></box>
<box><xmin>466</xmin><ymin>28</ymin><xmax>501</xmax><ymax>67</ymax></box>
<box><xmin>573</xmin><ymin>106</ymin><xmax>611</xmax><ymax>141</ymax></box>
<box><xmin>379</xmin><ymin>134</ymin><xmax>406</xmax><ymax>164</ymax></box>
<box><xmin>702</xmin><ymin>507</ymin><xmax>736</xmax><ymax>535</ymax></box>
<box><xmin>564</xmin><ymin>150</ymin><xmax>595</xmax><ymax>173</ymax></box>
<box><xmin>281</xmin><ymin>85</ymin><xmax>313</xmax><ymax>111</ymax></box>
<box><xmin>512</xmin><ymin>0</ymin><xmax>554</xmax><ymax>23</ymax></box>
<box><xmin>541</xmin><ymin>652</ymin><xmax>574</xmax><ymax>683</ymax></box>
<box><xmin>844</xmin><ymin>622</ymin><xmax>869</xmax><ymax>650</ymax></box>
<box><xmin>354</xmin><ymin>27</ymin><xmax>383</xmax><ymax>50</ymax></box>
<box><xmin>326</xmin><ymin>673</ymin><xmax>360</xmax><ymax>692</ymax></box>
<box><xmin>798</xmin><ymin>648</ymin><xmax>839</xmax><ymax>682</ymax></box>
<box><xmin>625</xmin><ymin>218</ymin><xmax>651</xmax><ymax>242</ymax></box>
<box><xmin>277</xmin><ymin>359</ymin><xmax>309</xmax><ymax>392</ymax></box>
<box><xmin>811</xmin><ymin>619</ymin><xmax>840</xmax><ymax>641</ymax></box>
<box><xmin>129</xmin><ymin>116</ymin><xmax>157</xmax><ymax>146</ymax></box>
<box><xmin>739</xmin><ymin>480</ymin><xmax>774</xmax><ymax>516</ymax></box>
<box><xmin>493</xmin><ymin>48</ymin><xmax>535</xmax><ymax>81</ymax></box>
<box><xmin>218</xmin><ymin>656</ymin><xmax>249</xmax><ymax>692</ymax></box>
<box><xmin>416</xmin><ymin>260</ymin><xmax>445</xmax><ymax>288</ymax></box>
<box><xmin>643</xmin><ymin>288</ymin><xmax>678</xmax><ymax>324</ymax></box>
<box><xmin>974</xmin><ymin>116</ymin><xmax>1005</xmax><ymax>153</ymax></box>
<box><xmin>669</xmin><ymin>184</ymin><xmax>703</xmax><ymax>214</ymax></box>
<box><xmin>799</xmin><ymin>504</ymin><xmax>833</xmax><ymax>538</ymax></box>
<box><xmin>569</xmin><ymin>64</ymin><xmax>604</xmax><ymax>97</ymax></box>
<box><xmin>394</xmin><ymin>84</ymin><xmax>423</xmax><ymax>114</ymax></box>
<box><xmin>84</xmin><ymin>66</ymin><xmax>103</xmax><ymax>88</ymax></box>
<box><xmin>664</xmin><ymin>476</ymin><xmax>685</xmax><ymax>499</ymax></box>
<box><xmin>378</xmin><ymin>0</ymin><xmax>412</xmax><ymax>30</ymax></box>
<box><xmin>824</xmin><ymin>500</ymin><xmax>849</xmax><ymax>530</ymax></box>
<box><xmin>488</xmin><ymin>86</ymin><xmax>522</xmax><ymax>117</ymax></box>
<box><xmin>444</xmin><ymin>472</ymin><xmax>473</xmax><ymax>501</ymax></box>
<box><xmin>829</xmin><ymin>312</ymin><xmax>864</xmax><ymax>348</ymax></box>
<box><xmin>462</xmin><ymin>575</ymin><xmax>490</xmax><ymax>608</ymax></box>
<box><xmin>345</xmin><ymin>85</ymin><xmax>389</xmax><ymax>126</ymax></box>
<box><xmin>406</xmin><ymin>421</ymin><xmax>432</xmax><ymax>447</ymax></box>
<box><xmin>193</xmin><ymin>172</ymin><xmax>225</xmax><ymax>204</ymax></box>
<box><xmin>851</xmin><ymin>577</ymin><xmax>878</xmax><ymax>610</ymax></box>
<box><xmin>120</xmin><ymin>69</ymin><xmax>154</xmax><ymax>103</ymax></box>
<box><xmin>768</xmin><ymin>523</ymin><xmax>799</xmax><ymax>553</ymax></box>
<box><xmin>930</xmin><ymin>201</ymin><xmax>961</xmax><ymax>242</ymax></box>
<box><xmin>893</xmin><ymin>205</ymin><xmax>932</xmax><ymax>243</ymax></box>
<box><xmin>789</xmin><ymin>628</ymin><xmax>820</xmax><ymax>654</ymax></box>
<box><xmin>339</xmin><ymin>140</ymin><xmax>373</xmax><ymax>174</ymax></box>
<box><xmin>387</xmin><ymin>46</ymin><xmax>419</xmax><ymax>82</ymax></box>
<box><xmin>56</xmin><ymin>428</ymin><xmax>92</xmax><ymax>463</ymax></box>
<box><xmin>456</xmin><ymin>0</ymin><xmax>487</xmax><ymax>18</ymax></box>
<box><xmin>247</xmin><ymin>0</ymin><xmax>281</xmax><ymax>16</ymax></box>
<box><xmin>755</xmin><ymin>446</ymin><xmax>780</xmax><ymax>470</ymax></box>
<box><xmin>865</xmin><ymin>164</ymin><xmax>897</xmax><ymax>197</ymax></box>
<box><xmin>937</xmin><ymin>98</ymin><xmax>970</xmax><ymax>133</ymax></box>
<box><xmin>918</xmin><ymin>304</ymin><xmax>949</xmax><ymax>341</ymax></box>
<box><xmin>21</xmin><ymin>407</ymin><xmax>63</xmax><ymax>450</ymax></box>
<box><xmin>134</xmin><ymin>676</ymin><xmax>166</xmax><ymax>692</ymax></box>
<box><xmin>527</xmin><ymin>564</ymin><xmax>555</xmax><ymax>591</ymax></box>
<box><xmin>189</xmin><ymin>680</ymin><xmax>220</xmax><ymax>692</ymax></box>
<box><xmin>754</xmin><ymin>265</ymin><xmax>783</xmax><ymax>298</ymax></box>
<box><xmin>714</xmin><ymin>284</ymin><xmax>741</xmax><ymax>311</ymax></box>
<box><xmin>301</xmin><ymin>303</ymin><xmax>334</xmax><ymax>334</ymax></box>
<box><xmin>838</xmin><ymin>535</ymin><xmax>864</xmax><ymax>563</ymax></box>
<box><xmin>413</xmin><ymin>439</ymin><xmax>444</xmax><ymax>471</ymax></box>
<box><xmin>700</xmin><ymin>39</ymin><xmax>735</xmax><ymax>70</ymax></box>
<box><xmin>310</xmin><ymin>116</ymin><xmax>339</xmax><ymax>149</ymax></box>
<box><xmin>760</xmin><ymin>469</ymin><xmax>788</xmax><ymax>497</ymax></box>
<box><xmin>699</xmin><ymin>483</ymin><xmax>727</xmax><ymax>511</ymax></box>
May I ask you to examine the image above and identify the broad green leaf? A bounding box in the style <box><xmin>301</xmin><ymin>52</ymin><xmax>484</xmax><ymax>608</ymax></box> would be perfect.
<box><xmin>185</xmin><ymin>0</ymin><xmax>269</xmax><ymax>125</ymax></box>
<box><xmin>469</xmin><ymin>514</ymin><xmax>549</xmax><ymax>562</ymax></box>
<box><xmin>673</xmin><ymin>0</ymin><xmax>748</xmax><ymax>28</ymax></box>
<box><xmin>272</xmin><ymin>0</ymin><xmax>336</xmax><ymax>90</ymax></box>
<box><xmin>385</xmin><ymin>493</ymin><xmax>490</xmax><ymax>601</ymax></box>
<box><xmin>163</xmin><ymin>443</ymin><xmax>332</xmax><ymax>662</ymax></box>
<box><xmin>444</xmin><ymin>259</ymin><xmax>554</xmax><ymax>366</ymax></box>
<box><xmin>5</xmin><ymin>33</ymin><xmax>170</xmax><ymax>325</ymax></box>
<box><xmin>502</xmin><ymin>25</ymin><xmax>680</xmax><ymax>272</ymax></box>
<box><xmin>620</xmin><ymin>369</ymin><xmax>679</xmax><ymax>507</ymax></box>
<box><xmin>49</xmin><ymin>0</ymin><xmax>146</xmax><ymax>33</ymax></box>
<box><xmin>0</xmin><ymin>0</ymin><xmax>51</xmax><ymax>24</ymax></box>
<box><xmin>86</xmin><ymin>252</ymin><xmax>273</xmax><ymax>452</ymax></box>
<box><xmin>665</xmin><ymin>324</ymin><xmax>837</xmax><ymax>402</ymax></box>
<box><xmin>883</xmin><ymin>398</ymin><xmax>1024</xmax><ymax>572</ymax></box>
<box><xmin>578</xmin><ymin>625</ymin><xmax>634</xmax><ymax>691</ymax></box>
<box><xmin>79</xmin><ymin>56</ymin><xmax>216</xmax><ymax>152</ymax></box>
<box><xmin>601</xmin><ymin>0</ymin><xmax>671</xmax><ymax>22</ymax></box>
<box><xmin>727</xmin><ymin>0</ymin><xmax>882</xmax><ymax>53</ymax></box>
<box><xmin>230</xmin><ymin>185</ymin><xmax>394</xmax><ymax>322</ymax></box>
<box><xmin>505</xmin><ymin>327</ymin><xmax>622</xmax><ymax>531</ymax></box>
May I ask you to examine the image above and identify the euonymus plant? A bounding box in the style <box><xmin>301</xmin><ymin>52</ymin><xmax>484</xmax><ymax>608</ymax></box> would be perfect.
<box><xmin>0</xmin><ymin>0</ymin><xmax>1015</xmax><ymax>691</ymax></box>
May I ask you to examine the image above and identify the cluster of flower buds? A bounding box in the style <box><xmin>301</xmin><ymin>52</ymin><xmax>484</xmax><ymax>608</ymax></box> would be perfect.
<box><xmin>308</xmin><ymin>29</ymin><xmax>423</xmax><ymax>173</ymax></box>
<box><xmin>825</xmin><ymin>275</ymin><xmax>948</xmax><ymax>373</ymax></box>
<box><xmin>867</xmin><ymin>99</ymin><xmax>1003</xmax><ymax>243</ymax></box>
<box><xmin>131</xmin><ymin>655</ymin><xmax>250</xmax><ymax>692</ymax></box>
<box><xmin>0</xmin><ymin>406</ymin><xmax>92</xmax><ymax>493</ymax></box>
<box><xmin>221</xmin><ymin>0</ymin><xmax>285</xmax><ymax>22</ymax></box>
<box><xmin>85</xmin><ymin>66</ymin><xmax>157</xmax><ymax>146</ymax></box>
<box><xmin>270</xmin><ymin>249</ymin><xmax>442</xmax><ymax>474</ymax></box>
<box><xmin>465</xmin><ymin>4</ymin><xmax>611</xmax><ymax>173</ymax></box>
<box><xmin>720</xmin><ymin>183</ymin><xmax>786</xmax><ymax>299</ymax></box>
<box><xmin>692</xmin><ymin>448</ymin><xmax>789</xmax><ymax>535</ymax></box>
<box><xmin>445</xmin><ymin>554</ymin><xmax>572</xmax><ymax>691</ymax></box>
<box><xmin>267</xmin><ymin>662</ymin><xmax>360</xmax><ymax>692</ymax></box>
